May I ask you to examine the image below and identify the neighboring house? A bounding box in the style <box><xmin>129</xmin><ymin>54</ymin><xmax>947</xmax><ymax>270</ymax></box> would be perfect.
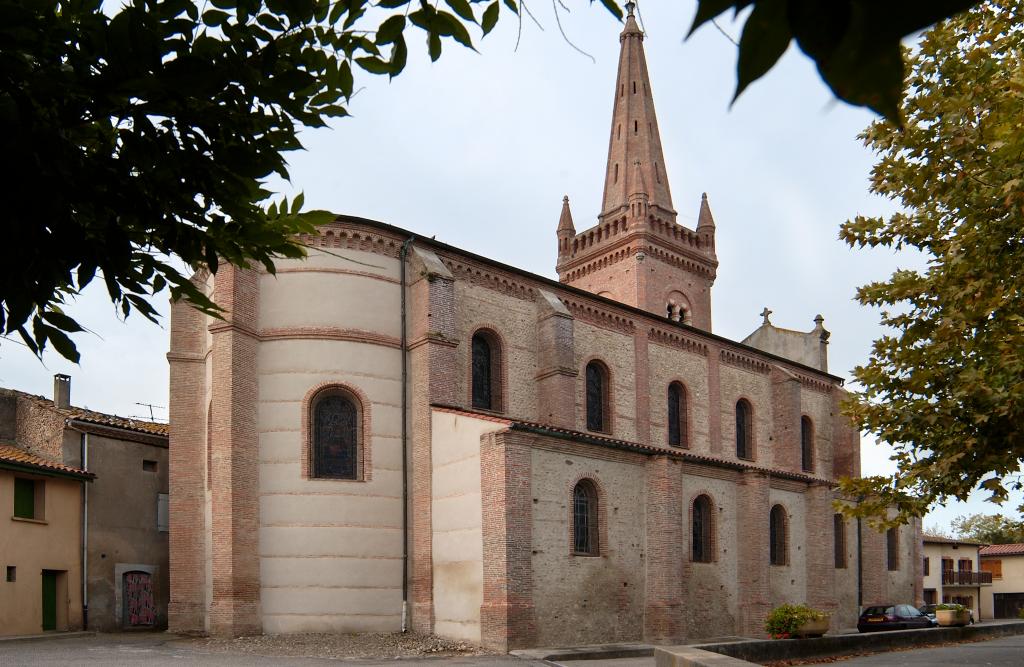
<box><xmin>168</xmin><ymin>5</ymin><xmax>921</xmax><ymax>650</ymax></box>
<box><xmin>0</xmin><ymin>444</ymin><xmax>93</xmax><ymax>635</ymax></box>
<box><xmin>980</xmin><ymin>543</ymin><xmax>1024</xmax><ymax>619</ymax></box>
<box><xmin>922</xmin><ymin>535</ymin><xmax>991</xmax><ymax>619</ymax></box>
<box><xmin>0</xmin><ymin>375</ymin><xmax>169</xmax><ymax>632</ymax></box>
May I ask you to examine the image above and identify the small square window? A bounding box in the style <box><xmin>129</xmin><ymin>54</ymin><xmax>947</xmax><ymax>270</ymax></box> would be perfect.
<box><xmin>13</xmin><ymin>478</ymin><xmax>44</xmax><ymax>520</ymax></box>
<box><xmin>142</xmin><ymin>460</ymin><xmax>158</xmax><ymax>473</ymax></box>
<box><xmin>5</xmin><ymin>566</ymin><xmax>14</xmax><ymax>582</ymax></box>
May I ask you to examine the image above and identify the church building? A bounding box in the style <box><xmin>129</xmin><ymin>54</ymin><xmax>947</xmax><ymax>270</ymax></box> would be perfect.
<box><xmin>167</xmin><ymin>4</ymin><xmax>922</xmax><ymax>650</ymax></box>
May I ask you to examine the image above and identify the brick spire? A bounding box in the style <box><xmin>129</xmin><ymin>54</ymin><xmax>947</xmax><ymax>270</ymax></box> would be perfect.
<box><xmin>599</xmin><ymin>1</ymin><xmax>674</xmax><ymax>223</ymax></box>
<box><xmin>556</xmin><ymin>195</ymin><xmax>576</xmax><ymax>261</ymax></box>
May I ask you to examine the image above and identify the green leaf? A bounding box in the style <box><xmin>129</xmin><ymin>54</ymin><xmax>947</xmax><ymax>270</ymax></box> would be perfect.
<box><xmin>41</xmin><ymin>310</ymin><xmax>85</xmax><ymax>334</ymax></box>
<box><xmin>376</xmin><ymin>15</ymin><xmax>406</xmax><ymax>45</ymax></box>
<box><xmin>428</xmin><ymin>31</ymin><xmax>442</xmax><ymax>61</ymax></box>
<box><xmin>445</xmin><ymin>0</ymin><xmax>476</xmax><ymax>23</ymax></box>
<box><xmin>481</xmin><ymin>1</ymin><xmax>499</xmax><ymax>35</ymax></box>
<box><xmin>689</xmin><ymin>0</ymin><xmax>745</xmax><ymax>37</ymax></box>
<box><xmin>733</xmin><ymin>0</ymin><xmax>791</xmax><ymax>102</ymax></box>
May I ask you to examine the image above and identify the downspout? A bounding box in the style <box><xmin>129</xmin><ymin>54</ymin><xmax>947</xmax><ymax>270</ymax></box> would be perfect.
<box><xmin>80</xmin><ymin>431</ymin><xmax>90</xmax><ymax>630</ymax></box>
<box><xmin>399</xmin><ymin>235</ymin><xmax>415</xmax><ymax>633</ymax></box>
<box><xmin>856</xmin><ymin>494</ymin><xmax>864</xmax><ymax>614</ymax></box>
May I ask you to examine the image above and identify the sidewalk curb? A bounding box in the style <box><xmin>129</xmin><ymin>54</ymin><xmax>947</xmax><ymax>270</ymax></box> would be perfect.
<box><xmin>0</xmin><ymin>631</ymin><xmax>96</xmax><ymax>644</ymax></box>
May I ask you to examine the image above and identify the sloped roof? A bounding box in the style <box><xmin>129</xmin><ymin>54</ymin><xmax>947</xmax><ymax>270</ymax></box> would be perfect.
<box><xmin>979</xmin><ymin>544</ymin><xmax>1024</xmax><ymax>557</ymax></box>
<box><xmin>923</xmin><ymin>534</ymin><xmax>987</xmax><ymax>546</ymax></box>
<box><xmin>431</xmin><ymin>404</ymin><xmax>831</xmax><ymax>485</ymax></box>
<box><xmin>0</xmin><ymin>444</ymin><xmax>94</xmax><ymax>480</ymax></box>
<box><xmin>2</xmin><ymin>388</ymin><xmax>167</xmax><ymax>438</ymax></box>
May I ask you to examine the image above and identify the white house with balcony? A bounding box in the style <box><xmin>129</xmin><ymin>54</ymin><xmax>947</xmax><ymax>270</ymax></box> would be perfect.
<box><xmin>922</xmin><ymin>535</ymin><xmax>991</xmax><ymax>620</ymax></box>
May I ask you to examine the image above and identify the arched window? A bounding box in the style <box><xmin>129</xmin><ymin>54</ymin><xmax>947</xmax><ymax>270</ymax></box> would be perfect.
<box><xmin>770</xmin><ymin>504</ymin><xmax>787</xmax><ymax>565</ymax></box>
<box><xmin>585</xmin><ymin>361</ymin><xmax>609</xmax><ymax>432</ymax></box>
<box><xmin>834</xmin><ymin>513</ymin><xmax>847</xmax><ymax>569</ymax></box>
<box><xmin>736</xmin><ymin>399</ymin><xmax>753</xmax><ymax>460</ymax></box>
<box><xmin>311</xmin><ymin>389</ymin><xmax>360</xmax><ymax>479</ymax></box>
<box><xmin>886</xmin><ymin>527</ymin><xmax>899</xmax><ymax>571</ymax></box>
<box><xmin>692</xmin><ymin>494</ymin><xmax>714</xmax><ymax>562</ymax></box>
<box><xmin>572</xmin><ymin>479</ymin><xmax>599</xmax><ymax>555</ymax></box>
<box><xmin>801</xmin><ymin>416</ymin><xmax>814</xmax><ymax>472</ymax></box>
<box><xmin>668</xmin><ymin>382</ymin><xmax>688</xmax><ymax>448</ymax></box>
<box><xmin>471</xmin><ymin>330</ymin><xmax>502</xmax><ymax>411</ymax></box>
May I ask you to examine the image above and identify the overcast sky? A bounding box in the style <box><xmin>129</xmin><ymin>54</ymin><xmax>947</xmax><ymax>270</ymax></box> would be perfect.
<box><xmin>1</xmin><ymin>1</ymin><xmax>1016</xmax><ymax>531</ymax></box>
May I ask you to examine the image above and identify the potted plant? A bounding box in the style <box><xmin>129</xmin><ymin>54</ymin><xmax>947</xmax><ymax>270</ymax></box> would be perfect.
<box><xmin>765</xmin><ymin>603</ymin><xmax>831</xmax><ymax>639</ymax></box>
<box><xmin>935</xmin><ymin>603</ymin><xmax>971</xmax><ymax>627</ymax></box>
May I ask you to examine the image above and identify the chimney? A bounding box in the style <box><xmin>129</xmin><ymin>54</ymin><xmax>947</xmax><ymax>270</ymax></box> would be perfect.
<box><xmin>53</xmin><ymin>374</ymin><xmax>71</xmax><ymax>409</ymax></box>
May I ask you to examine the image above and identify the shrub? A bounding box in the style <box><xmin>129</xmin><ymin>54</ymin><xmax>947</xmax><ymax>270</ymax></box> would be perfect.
<box><xmin>1018</xmin><ymin>607</ymin><xmax>1024</xmax><ymax>620</ymax></box>
<box><xmin>935</xmin><ymin>603</ymin><xmax>966</xmax><ymax>611</ymax></box>
<box><xmin>764</xmin><ymin>603</ymin><xmax>827</xmax><ymax>639</ymax></box>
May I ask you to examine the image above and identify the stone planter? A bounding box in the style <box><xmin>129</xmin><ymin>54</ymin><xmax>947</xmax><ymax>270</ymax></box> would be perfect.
<box><xmin>794</xmin><ymin>614</ymin><xmax>830</xmax><ymax>638</ymax></box>
<box><xmin>936</xmin><ymin>608</ymin><xmax>971</xmax><ymax>627</ymax></box>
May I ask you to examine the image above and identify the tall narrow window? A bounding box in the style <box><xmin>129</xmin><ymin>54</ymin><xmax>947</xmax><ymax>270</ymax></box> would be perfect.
<box><xmin>834</xmin><ymin>514</ymin><xmax>847</xmax><ymax>568</ymax></box>
<box><xmin>801</xmin><ymin>416</ymin><xmax>814</xmax><ymax>472</ymax></box>
<box><xmin>668</xmin><ymin>382</ymin><xmax>688</xmax><ymax>448</ymax></box>
<box><xmin>736</xmin><ymin>399</ymin><xmax>753</xmax><ymax>459</ymax></box>
<box><xmin>886</xmin><ymin>527</ymin><xmax>899</xmax><ymax>571</ymax></box>
<box><xmin>924</xmin><ymin>557</ymin><xmax>930</xmax><ymax>576</ymax></box>
<box><xmin>573</xmin><ymin>479</ymin><xmax>599</xmax><ymax>555</ymax></box>
<box><xmin>770</xmin><ymin>505</ymin><xmax>787</xmax><ymax>565</ymax></box>
<box><xmin>312</xmin><ymin>389</ymin><xmax>360</xmax><ymax>479</ymax></box>
<box><xmin>471</xmin><ymin>330</ymin><xmax>502</xmax><ymax>411</ymax></box>
<box><xmin>692</xmin><ymin>495</ymin><xmax>714</xmax><ymax>562</ymax></box>
<box><xmin>586</xmin><ymin>361</ymin><xmax>609</xmax><ymax>432</ymax></box>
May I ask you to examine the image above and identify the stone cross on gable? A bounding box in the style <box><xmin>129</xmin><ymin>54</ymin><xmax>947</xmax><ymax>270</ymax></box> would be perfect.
<box><xmin>760</xmin><ymin>307</ymin><xmax>772</xmax><ymax>326</ymax></box>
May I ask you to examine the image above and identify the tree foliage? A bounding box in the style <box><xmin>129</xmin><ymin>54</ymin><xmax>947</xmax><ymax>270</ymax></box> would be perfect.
<box><xmin>0</xmin><ymin>0</ymin><xmax>986</xmax><ymax>363</ymax></box>
<box><xmin>952</xmin><ymin>513</ymin><xmax>1024</xmax><ymax>544</ymax></box>
<box><xmin>1</xmin><ymin>0</ymin><xmax>622</xmax><ymax>362</ymax></box>
<box><xmin>690</xmin><ymin>0</ymin><xmax>978</xmax><ymax>123</ymax></box>
<box><xmin>837</xmin><ymin>0</ymin><xmax>1024</xmax><ymax>524</ymax></box>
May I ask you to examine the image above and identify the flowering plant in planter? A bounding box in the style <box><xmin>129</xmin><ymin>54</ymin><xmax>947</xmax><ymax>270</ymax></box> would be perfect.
<box><xmin>935</xmin><ymin>603</ymin><xmax>965</xmax><ymax>611</ymax></box>
<box><xmin>765</xmin><ymin>603</ymin><xmax>829</xmax><ymax>639</ymax></box>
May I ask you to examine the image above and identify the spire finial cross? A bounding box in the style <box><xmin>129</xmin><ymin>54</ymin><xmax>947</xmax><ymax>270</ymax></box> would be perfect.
<box><xmin>625</xmin><ymin>1</ymin><xmax>636</xmax><ymax>16</ymax></box>
<box><xmin>760</xmin><ymin>307</ymin><xmax>772</xmax><ymax>325</ymax></box>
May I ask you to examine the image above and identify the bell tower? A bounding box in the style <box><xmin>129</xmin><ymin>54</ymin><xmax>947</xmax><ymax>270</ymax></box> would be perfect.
<box><xmin>555</xmin><ymin>2</ymin><xmax>718</xmax><ymax>331</ymax></box>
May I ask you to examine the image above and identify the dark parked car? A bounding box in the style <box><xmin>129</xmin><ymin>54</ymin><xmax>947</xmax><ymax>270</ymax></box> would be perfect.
<box><xmin>858</xmin><ymin>604</ymin><xmax>935</xmax><ymax>632</ymax></box>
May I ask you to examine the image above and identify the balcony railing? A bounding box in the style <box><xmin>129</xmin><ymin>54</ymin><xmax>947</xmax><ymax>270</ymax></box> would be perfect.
<box><xmin>941</xmin><ymin>569</ymin><xmax>993</xmax><ymax>586</ymax></box>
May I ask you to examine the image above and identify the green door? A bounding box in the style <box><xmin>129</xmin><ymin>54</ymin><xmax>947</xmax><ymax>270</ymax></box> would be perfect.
<box><xmin>41</xmin><ymin>571</ymin><xmax>57</xmax><ymax>631</ymax></box>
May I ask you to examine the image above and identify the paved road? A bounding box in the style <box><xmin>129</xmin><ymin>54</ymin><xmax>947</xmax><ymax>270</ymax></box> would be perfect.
<box><xmin>0</xmin><ymin>634</ymin><xmax>548</xmax><ymax>666</ymax></box>
<box><xmin>805</xmin><ymin>633</ymin><xmax>1024</xmax><ymax>666</ymax></box>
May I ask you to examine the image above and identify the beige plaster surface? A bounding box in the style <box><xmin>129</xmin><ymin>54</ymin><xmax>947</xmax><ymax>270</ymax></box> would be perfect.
<box><xmin>981</xmin><ymin>553</ymin><xmax>1024</xmax><ymax>619</ymax></box>
<box><xmin>719</xmin><ymin>366</ymin><xmax>771</xmax><ymax>463</ymax></box>
<box><xmin>0</xmin><ymin>471</ymin><xmax>84</xmax><ymax>636</ymax></box>
<box><xmin>430</xmin><ymin>410</ymin><xmax>506</xmax><ymax>643</ymax></box>
<box><xmin>768</xmin><ymin>488</ymin><xmax>807</xmax><ymax>606</ymax></box>
<box><xmin>531</xmin><ymin>446</ymin><xmax>646</xmax><ymax>647</ymax></box>
<box><xmin>681</xmin><ymin>472</ymin><xmax>739</xmax><ymax>637</ymax></box>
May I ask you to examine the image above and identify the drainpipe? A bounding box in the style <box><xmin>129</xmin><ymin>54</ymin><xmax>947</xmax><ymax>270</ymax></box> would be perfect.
<box><xmin>399</xmin><ymin>236</ymin><xmax>415</xmax><ymax>633</ymax></box>
<box><xmin>80</xmin><ymin>431</ymin><xmax>90</xmax><ymax>630</ymax></box>
<box><xmin>856</xmin><ymin>494</ymin><xmax>864</xmax><ymax>615</ymax></box>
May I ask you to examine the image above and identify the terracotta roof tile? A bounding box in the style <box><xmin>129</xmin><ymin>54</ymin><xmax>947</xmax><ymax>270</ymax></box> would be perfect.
<box><xmin>2</xmin><ymin>388</ymin><xmax>168</xmax><ymax>437</ymax></box>
<box><xmin>923</xmin><ymin>534</ymin><xmax>987</xmax><ymax>546</ymax></box>
<box><xmin>979</xmin><ymin>543</ymin><xmax>1024</xmax><ymax>557</ymax></box>
<box><xmin>66</xmin><ymin>408</ymin><xmax>169</xmax><ymax>437</ymax></box>
<box><xmin>0</xmin><ymin>444</ymin><xmax>94</xmax><ymax>479</ymax></box>
<box><xmin>431</xmin><ymin>404</ymin><xmax>831</xmax><ymax>484</ymax></box>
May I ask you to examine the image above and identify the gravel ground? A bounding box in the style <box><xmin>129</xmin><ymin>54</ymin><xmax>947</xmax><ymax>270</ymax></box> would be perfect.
<box><xmin>185</xmin><ymin>632</ymin><xmax>492</xmax><ymax>661</ymax></box>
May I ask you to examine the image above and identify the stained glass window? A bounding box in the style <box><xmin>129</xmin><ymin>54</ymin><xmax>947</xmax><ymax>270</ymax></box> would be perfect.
<box><xmin>834</xmin><ymin>513</ymin><xmax>847</xmax><ymax>568</ymax></box>
<box><xmin>573</xmin><ymin>480</ymin><xmax>599</xmax><ymax>555</ymax></box>
<box><xmin>770</xmin><ymin>505</ymin><xmax>787</xmax><ymax>565</ymax></box>
<box><xmin>472</xmin><ymin>333</ymin><xmax>492</xmax><ymax>410</ymax></box>
<box><xmin>313</xmin><ymin>392</ymin><xmax>359</xmax><ymax>479</ymax></box>
<box><xmin>668</xmin><ymin>382</ymin><xmax>687</xmax><ymax>448</ymax></box>
<box><xmin>801</xmin><ymin>416</ymin><xmax>814</xmax><ymax>472</ymax></box>
<box><xmin>692</xmin><ymin>495</ymin><xmax>713</xmax><ymax>562</ymax></box>
<box><xmin>736</xmin><ymin>399</ymin><xmax>752</xmax><ymax>459</ymax></box>
<box><xmin>586</xmin><ymin>362</ymin><xmax>607</xmax><ymax>432</ymax></box>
